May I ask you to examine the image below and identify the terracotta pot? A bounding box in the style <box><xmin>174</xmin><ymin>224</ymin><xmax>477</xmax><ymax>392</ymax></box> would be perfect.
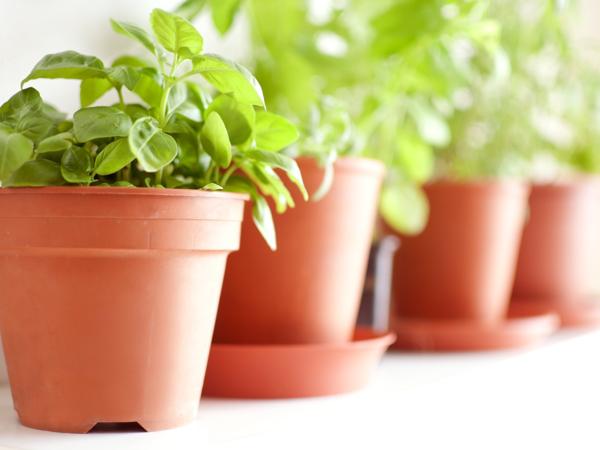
<box><xmin>214</xmin><ymin>156</ymin><xmax>385</xmax><ymax>345</ymax></box>
<box><xmin>387</xmin><ymin>180</ymin><xmax>529</xmax><ymax>323</ymax></box>
<box><xmin>0</xmin><ymin>187</ymin><xmax>246</xmax><ymax>433</ymax></box>
<box><xmin>512</xmin><ymin>179</ymin><xmax>600</xmax><ymax>303</ymax></box>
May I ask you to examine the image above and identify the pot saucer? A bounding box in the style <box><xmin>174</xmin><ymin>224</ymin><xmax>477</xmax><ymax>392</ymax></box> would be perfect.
<box><xmin>202</xmin><ymin>328</ymin><xmax>396</xmax><ymax>399</ymax></box>
<box><xmin>389</xmin><ymin>303</ymin><xmax>559</xmax><ymax>352</ymax></box>
<box><xmin>512</xmin><ymin>297</ymin><xmax>600</xmax><ymax>328</ymax></box>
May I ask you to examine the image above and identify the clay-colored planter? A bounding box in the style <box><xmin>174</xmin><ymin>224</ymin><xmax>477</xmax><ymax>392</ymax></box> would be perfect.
<box><xmin>387</xmin><ymin>180</ymin><xmax>529</xmax><ymax>323</ymax></box>
<box><xmin>0</xmin><ymin>187</ymin><xmax>246</xmax><ymax>433</ymax></box>
<box><xmin>214</xmin><ymin>157</ymin><xmax>385</xmax><ymax>345</ymax></box>
<box><xmin>512</xmin><ymin>179</ymin><xmax>600</xmax><ymax>303</ymax></box>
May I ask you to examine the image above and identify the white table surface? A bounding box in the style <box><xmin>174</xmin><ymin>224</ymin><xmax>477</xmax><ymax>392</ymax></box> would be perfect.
<box><xmin>0</xmin><ymin>329</ymin><xmax>599</xmax><ymax>450</ymax></box>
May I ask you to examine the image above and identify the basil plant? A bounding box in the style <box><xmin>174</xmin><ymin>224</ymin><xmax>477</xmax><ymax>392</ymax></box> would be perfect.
<box><xmin>0</xmin><ymin>9</ymin><xmax>307</xmax><ymax>250</ymax></box>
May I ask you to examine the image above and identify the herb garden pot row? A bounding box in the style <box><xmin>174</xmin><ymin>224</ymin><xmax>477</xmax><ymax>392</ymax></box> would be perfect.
<box><xmin>383</xmin><ymin>180</ymin><xmax>561</xmax><ymax>350</ymax></box>
<box><xmin>0</xmin><ymin>187</ymin><xmax>247</xmax><ymax>432</ymax></box>
<box><xmin>512</xmin><ymin>178</ymin><xmax>600</xmax><ymax>327</ymax></box>
<box><xmin>204</xmin><ymin>156</ymin><xmax>394</xmax><ymax>399</ymax></box>
<box><xmin>214</xmin><ymin>156</ymin><xmax>385</xmax><ymax>345</ymax></box>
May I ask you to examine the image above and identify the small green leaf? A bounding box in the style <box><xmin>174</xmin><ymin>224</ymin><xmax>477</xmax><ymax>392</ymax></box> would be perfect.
<box><xmin>94</xmin><ymin>138</ymin><xmax>135</xmax><ymax>175</ymax></box>
<box><xmin>252</xmin><ymin>195</ymin><xmax>276</xmax><ymax>250</ymax></box>
<box><xmin>209</xmin><ymin>0</ymin><xmax>243</xmax><ymax>35</ymax></box>
<box><xmin>380</xmin><ymin>183</ymin><xmax>429</xmax><ymax>235</ymax></box>
<box><xmin>5</xmin><ymin>159</ymin><xmax>64</xmax><ymax>186</ymax></box>
<box><xmin>206</xmin><ymin>94</ymin><xmax>254</xmax><ymax>145</ymax></box>
<box><xmin>37</xmin><ymin>133</ymin><xmax>73</xmax><ymax>154</ymax></box>
<box><xmin>246</xmin><ymin>150</ymin><xmax>307</xmax><ymax>200</ymax></box>
<box><xmin>128</xmin><ymin>117</ymin><xmax>178</xmax><ymax>172</ymax></box>
<box><xmin>133</xmin><ymin>68</ymin><xmax>163</xmax><ymax>107</ymax></box>
<box><xmin>61</xmin><ymin>146</ymin><xmax>93</xmax><ymax>183</ymax></box>
<box><xmin>107</xmin><ymin>65</ymin><xmax>140</xmax><ymax>90</ymax></box>
<box><xmin>150</xmin><ymin>8</ymin><xmax>203</xmax><ymax>56</ymax></box>
<box><xmin>22</xmin><ymin>51</ymin><xmax>106</xmax><ymax>86</ymax></box>
<box><xmin>254</xmin><ymin>111</ymin><xmax>299</xmax><ymax>151</ymax></box>
<box><xmin>0</xmin><ymin>130</ymin><xmax>34</xmax><ymax>182</ymax></box>
<box><xmin>16</xmin><ymin>115</ymin><xmax>55</xmax><ymax>143</ymax></box>
<box><xmin>0</xmin><ymin>88</ymin><xmax>43</xmax><ymax>122</ymax></box>
<box><xmin>200</xmin><ymin>111</ymin><xmax>232</xmax><ymax>168</ymax></box>
<box><xmin>111</xmin><ymin>19</ymin><xmax>158</xmax><ymax>56</ymax></box>
<box><xmin>225</xmin><ymin>176</ymin><xmax>276</xmax><ymax>250</ymax></box>
<box><xmin>193</xmin><ymin>54</ymin><xmax>264</xmax><ymax>106</ymax></box>
<box><xmin>80</xmin><ymin>78</ymin><xmax>112</xmax><ymax>107</ymax></box>
<box><xmin>73</xmin><ymin>106</ymin><xmax>132</xmax><ymax>142</ymax></box>
<box><xmin>396</xmin><ymin>132</ymin><xmax>434</xmax><ymax>183</ymax></box>
<box><xmin>202</xmin><ymin>182</ymin><xmax>223</xmax><ymax>190</ymax></box>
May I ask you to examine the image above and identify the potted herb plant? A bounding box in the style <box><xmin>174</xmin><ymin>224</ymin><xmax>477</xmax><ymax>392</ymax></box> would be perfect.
<box><xmin>511</xmin><ymin>47</ymin><xmax>600</xmax><ymax>325</ymax></box>
<box><xmin>0</xmin><ymin>9</ymin><xmax>304</xmax><ymax>432</ymax></box>
<box><xmin>179</xmin><ymin>0</ymin><xmax>499</xmax><ymax>346</ymax></box>
<box><xmin>389</xmin><ymin>0</ymin><xmax>588</xmax><ymax>336</ymax></box>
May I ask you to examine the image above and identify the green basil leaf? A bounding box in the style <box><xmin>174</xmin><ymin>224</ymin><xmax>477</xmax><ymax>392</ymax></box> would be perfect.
<box><xmin>80</xmin><ymin>78</ymin><xmax>113</xmax><ymax>107</ymax></box>
<box><xmin>22</xmin><ymin>51</ymin><xmax>106</xmax><ymax>85</ymax></box>
<box><xmin>246</xmin><ymin>150</ymin><xmax>307</xmax><ymax>200</ymax></box>
<box><xmin>73</xmin><ymin>106</ymin><xmax>132</xmax><ymax>142</ymax></box>
<box><xmin>0</xmin><ymin>130</ymin><xmax>34</xmax><ymax>182</ymax></box>
<box><xmin>61</xmin><ymin>146</ymin><xmax>93</xmax><ymax>183</ymax></box>
<box><xmin>16</xmin><ymin>115</ymin><xmax>55</xmax><ymax>143</ymax></box>
<box><xmin>200</xmin><ymin>111</ymin><xmax>232</xmax><ymax>168</ymax></box>
<box><xmin>192</xmin><ymin>54</ymin><xmax>264</xmax><ymax>106</ymax></box>
<box><xmin>107</xmin><ymin>65</ymin><xmax>140</xmax><ymax>90</ymax></box>
<box><xmin>225</xmin><ymin>176</ymin><xmax>276</xmax><ymax>250</ymax></box>
<box><xmin>112</xmin><ymin>55</ymin><xmax>152</xmax><ymax>68</ymax></box>
<box><xmin>205</xmin><ymin>94</ymin><xmax>254</xmax><ymax>145</ymax></box>
<box><xmin>254</xmin><ymin>111</ymin><xmax>299</xmax><ymax>151</ymax></box>
<box><xmin>129</xmin><ymin>117</ymin><xmax>178</xmax><ymax>172</ymax></box>
<box><xmin>208</xmin><ymin>0</ymin><xmax>243</xmax><ymax>35</ymax></box>
<box><xmin>0</xmin><ymin>88</ymin><xmax>43</xmax><ymax>122</ymax></box>
<box><xmin>167</xmin><ymin>83</ymin><xmax>188</xmax><ymax>119</ymax></box>
<box><xmin>94</xmin><ymin>138</ymin><xmax>135</xmax><ymax>175</ymax></box>
<box><xmin>124</xmin><ymin>104</ymin><xmax>150</xmax><ymax>122</ymax></box>
<box><xmin>202</xmin><ymin>182</ymin><xmax>223</xmax><ymax>190</ymax></box>
<box><xmin>5</xmin><ymin>159</ymin><xmax>64</xmax><ymax>186</ymax></box>
<box><xmin>133</xmin><ymin>68</ymin><xmax>163</xmax><ymax>108</ymax></box>
<box><xmin>37</xmin><ymin>133</ymin><xmax>73</xmax><ymax>154</ymax></box>
<box><xmin>380</xmin><ymin>183</ymin><xmax>429</xmax><ymax>235</ymax></box>
<box><xmin>110</xmin><ymin>19</ymin><xmax>158</xmax><ymax>56</ymax></box>
<box><xmin>150</xmin><ymin>8</ymin><xmax>203</xmax><ymax>57</ymax></box>
<box><xmin>243</xmin><ymin>162</ymin><xmax>294</xmax><ymax>213</ymax></box>
<box><xmin>252</xmin><ymin>195</ymin><xmax>276</xmax><ymax>250</ymax></box>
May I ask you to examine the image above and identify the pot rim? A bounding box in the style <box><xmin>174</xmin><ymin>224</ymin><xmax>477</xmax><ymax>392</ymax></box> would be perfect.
<box><xmin>425</xmin><ymin>177</ymin><xmax>528</xmax><ymax>188</ymax></box>
<box><xmin>296</xmin><ymin>155</ymin><xmax>386</xmax><ymax>177</ymax></box>
<box><xmin>0</xmin><ymin>186</ymin><xmax>250</xmax><ymax>201</ymax></box>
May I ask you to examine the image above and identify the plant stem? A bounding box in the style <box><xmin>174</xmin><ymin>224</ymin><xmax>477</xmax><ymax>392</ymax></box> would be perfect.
<box><xmin>155</xmin><ymin>168</ymin><xmax>164</xmax><ymax>186</ymax></box>
<box><xmin>117</xmin><ymin>87</ymin><xmax>125</xmax><ymax>110</ymax></box>
<box><xmin>220</xmin><ymin>164</ymin><xmax>238</xmax><ymax>186</ymax></box>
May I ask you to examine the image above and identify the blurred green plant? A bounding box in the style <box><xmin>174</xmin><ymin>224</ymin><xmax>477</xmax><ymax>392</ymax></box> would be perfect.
<box><xmin>177</xmin><ymin>0</ymin><xmax>501</xmax><ymax>233</ymax></box>
<box><xmin>441</xmin><ymin>0</ymin><xmax>600</xmax><ymax>181</ymax></box>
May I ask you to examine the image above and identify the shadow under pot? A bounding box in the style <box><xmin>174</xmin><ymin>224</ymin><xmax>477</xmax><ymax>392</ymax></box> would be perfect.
<box><xmin>386</xmin><ymin>180</ymin><xmax>529</xmax><ymax>323</ymax></box>
<box><xmin>0</xmin><ymin>187</ymin><xmax>247</xmax><ymax>433</ymax></box>
<box><xmin>214</xmin><ymin>156</ymin><xmax>385</xmax><ymax>345</ymax></box>
<box><xmin>511</xmin><ymin>179</ymin><xmax>600</xmax><ymax>325</ymax></box>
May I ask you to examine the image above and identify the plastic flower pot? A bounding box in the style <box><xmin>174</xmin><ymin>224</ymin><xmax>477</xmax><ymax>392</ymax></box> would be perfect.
<box><xmin>0</xmin><ymin>187</ymin><xmax>246</xmax><ymax>433</ymax></box>
<box><xmin>214</xmin><ymin>156</ymin><xmax>385</xmax><ymax>345</ymax></box>
<box><xmin>386</xmin><ymin>180</ymin><xmax>529</xmax><ymax>323</ymax></box>
<box><xmin>512</xmin><ymin>179</ymin><xmax>600</xmax><ymax>309</ymax></box>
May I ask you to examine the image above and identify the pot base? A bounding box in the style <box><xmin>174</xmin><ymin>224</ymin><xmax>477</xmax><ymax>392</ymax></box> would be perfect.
<box><xmin>512</xmin><ymin>297</ymin><xmax>600</xmax><ymax>328</ymax></box>
<box><xmin>202</xmin><ymin>328</ymin><xmax>395</xmax><ymax>399</ymax></box>
<box><xmin>389</xmin><ymin>304</ymin><xmax>559</xmax><ymax>352</ymax></box>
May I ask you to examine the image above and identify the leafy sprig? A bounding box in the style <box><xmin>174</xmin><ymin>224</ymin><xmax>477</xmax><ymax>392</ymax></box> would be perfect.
<box><xmin>0</xmin><ymin>8</ymin><xmax>307</xmax><ymax>250</ymax></box>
